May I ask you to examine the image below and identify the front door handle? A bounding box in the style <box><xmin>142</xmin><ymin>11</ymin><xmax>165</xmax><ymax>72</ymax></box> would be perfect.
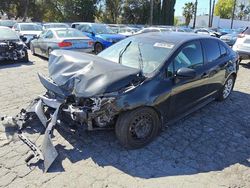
<box><xmin>201</xmin><ymin>72</ymin><xmax>209</xmax><ymax>78</ymax></box>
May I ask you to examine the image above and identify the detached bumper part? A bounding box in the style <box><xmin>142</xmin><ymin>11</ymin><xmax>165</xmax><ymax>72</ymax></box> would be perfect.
<box><xmin>19</xmin><ymin>97</ymin><xmax>62</xmax><ymax>172</ymax></box>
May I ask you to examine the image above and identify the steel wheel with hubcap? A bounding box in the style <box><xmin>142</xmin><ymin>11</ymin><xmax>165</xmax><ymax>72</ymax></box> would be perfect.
<box><xmin>115</xmin><ymin>107</ymin><xmax>161</xmax><ymax>149</ymax></box>
<box><xmin>217</xmin><ymin>75</ymin><xmax>235</xmax><ymax>101</ymax></box>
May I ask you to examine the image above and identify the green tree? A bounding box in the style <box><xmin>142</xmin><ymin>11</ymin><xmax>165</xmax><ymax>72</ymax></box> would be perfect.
<box><xmin>214</xmin><ymin>0</ymin><xmax>234</xmax><ymax>19</ymax></box>
<box><xmin>161</xmin><ymin>0</ymin><xmax>176</xmax><ymax>25</ymax></box>
<box><xmin>182</xmin><ymin>2</ymin><xmax>195</xmax><ymax>26</ymax></box>
<box><xmin>122</xmin><ymin>0</ymin><xmax>150</xmax><ymax>24</ymax></box>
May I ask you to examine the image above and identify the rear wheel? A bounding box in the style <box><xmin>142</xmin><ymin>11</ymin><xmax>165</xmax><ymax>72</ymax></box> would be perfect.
<box><xmin>217</xmin><ymin>75</ymin><xmax>235</xmax><ymax>101</ymax></box>
<box><xmin>115</xmin><ymin>107</ymin><xmax>161</xmax><ymax>149</ymax></box>
<box><xmin>94</xmin><ymin>43</ymin><xmax>103</xmax><ymax>54</ymax></box>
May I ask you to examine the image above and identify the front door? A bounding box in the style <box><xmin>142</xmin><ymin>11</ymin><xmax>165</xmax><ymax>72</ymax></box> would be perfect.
<box><xmin>168</xmin><ymin>40</ymin><xmax>209</xmax><ymax>118</ymax></box>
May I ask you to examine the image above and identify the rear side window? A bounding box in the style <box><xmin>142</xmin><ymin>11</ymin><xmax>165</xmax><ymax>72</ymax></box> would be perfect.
<box><xmin>202</xmin><ymin>39</ymin><xmax>220</xmax><ymax>63</ymax></box>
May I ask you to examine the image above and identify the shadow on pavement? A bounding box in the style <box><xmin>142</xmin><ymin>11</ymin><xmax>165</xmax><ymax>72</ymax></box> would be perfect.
<box><xmin>4</xmin><ymin>91</ymin><xmax>250</xmax><ymax>178</ymax></box>
<box><xmin>240</xmin><ymin>61</ymin><xmax>250</xmax><ymax>69</ymax></box>
<box><xmin>0</xmin><ymin>60</ymin><xmax>34</xmax><ymax>69</ymax></box>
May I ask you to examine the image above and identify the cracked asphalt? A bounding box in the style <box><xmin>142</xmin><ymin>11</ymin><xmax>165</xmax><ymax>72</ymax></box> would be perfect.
<box><xmin>0</xmin><ymin>51</ymin><xmax>250</xmax><ymax>188</ymax></box>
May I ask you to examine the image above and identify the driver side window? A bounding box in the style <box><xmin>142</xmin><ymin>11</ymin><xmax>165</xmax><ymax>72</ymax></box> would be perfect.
<box><xmin>167</xmin><ymin>41</ymin><xmax>203</xmax><ymax>77</ymax></box>
<box><xmin>174</xmin><ymin>41</ymin><xmax>203</xmax><ymax>70</ymax></box>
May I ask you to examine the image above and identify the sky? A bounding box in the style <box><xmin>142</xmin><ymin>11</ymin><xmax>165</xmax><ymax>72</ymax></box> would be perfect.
<box><xmin>174</xmin><ymin>0</ymin><xmax>218</xmax><ymax>16</ymax></box>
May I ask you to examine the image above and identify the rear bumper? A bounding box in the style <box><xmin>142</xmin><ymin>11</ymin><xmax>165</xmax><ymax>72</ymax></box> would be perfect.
<box><xmin>71</xmin><ymin>48</ymin><xmax>93</xmax><ymax>53</ymax></box>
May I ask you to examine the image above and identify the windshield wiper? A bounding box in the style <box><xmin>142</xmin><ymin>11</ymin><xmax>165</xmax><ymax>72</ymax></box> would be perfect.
<box><xmin>137</xmin><ymin>43</ymin><xmax>144</xmax><ymax>73</ymax></box>
<box><xmin>118</xmin><ymin>41</ymin><xmax>132</xmax><ymax>64</ymax></box>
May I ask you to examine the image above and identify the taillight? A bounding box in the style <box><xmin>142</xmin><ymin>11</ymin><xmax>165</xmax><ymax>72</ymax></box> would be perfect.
<box><xmin>238</xmin><ymin>33</ymin><xmax>245</xmax><ymax>38</ymax></box>
<box><xmin>88</xmin><ymin>41</ymin><xmax>94</xmax><ymax>46</ymax></box>
<box><xmin>58</xmin><ymin>41</ymin><xmax>72</xmax><ymax>47</ymax></box>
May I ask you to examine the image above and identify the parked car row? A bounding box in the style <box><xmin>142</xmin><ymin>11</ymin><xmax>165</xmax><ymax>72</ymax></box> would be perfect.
<box><xmin>0</xmin><ymin>19</ymin><xmax>249</xmax><ymax>63</ymax></box>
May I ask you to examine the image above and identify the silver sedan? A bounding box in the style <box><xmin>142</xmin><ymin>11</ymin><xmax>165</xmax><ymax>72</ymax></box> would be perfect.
<box><xmin>30</xmin><ymin>28</ymin><xmax>94</xmax><ymax>58</ymax></box>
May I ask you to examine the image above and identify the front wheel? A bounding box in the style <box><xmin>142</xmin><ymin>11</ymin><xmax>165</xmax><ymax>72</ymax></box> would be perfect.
<box><xmin>20</xmin><ymin>50</ymin><xmax>29</xmax><ymax>62</ymax></box>
<box><xmin>30</xmin><ymin>44</ymin><xmax>36</xmax><ymax>55</ymax></box>
<box><xmin>217</xmin><ymin>75</ymin><xmax>235</xmax><ymax>101</ymax></box>
<box><xmin>115</xmin><ymin>107</ymin><xmax>161</xmax><ymax>149</ymax></box>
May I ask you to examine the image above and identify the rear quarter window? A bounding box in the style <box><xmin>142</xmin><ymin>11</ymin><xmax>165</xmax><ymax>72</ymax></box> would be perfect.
<box><xmin>219</xmin><ymin>42</ymin><xmax>228</xmax><ymax>57</ymax></box>
<box><xmin>202</xmin><ymin>39</ymin><xmax>221</xmax><ymax>63</ymax></box>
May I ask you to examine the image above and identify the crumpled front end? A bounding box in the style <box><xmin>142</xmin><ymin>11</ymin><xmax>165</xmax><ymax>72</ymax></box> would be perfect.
<box><xmin>0</xmin><ymin>40</ymin><xmax>27</xmax><ymax>61</ymax></box>
<box><xmin>1</xmin><ymin>50</ymin><xmax>144</xmax><ymax>172</ymax></box>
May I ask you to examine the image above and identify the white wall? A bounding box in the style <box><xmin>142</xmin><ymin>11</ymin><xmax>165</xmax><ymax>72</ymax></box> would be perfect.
<box><xmin>178</xmin><ymin>15</ymin><xmax>249</xmax><ymax>28</ymax></box>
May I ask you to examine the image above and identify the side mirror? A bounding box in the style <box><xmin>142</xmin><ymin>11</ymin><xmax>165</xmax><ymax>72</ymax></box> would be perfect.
<box><xmin>176</xmin><ymin>67</ymin><xmax>196</xmax><ymax>79</ymax></box>
<box><xmin>20</xmin><ymin>35</ymin><xmax>27</xmax><ymax>42</ymax></box>
<box><xmin>33</xmin><ymin>35</ymin><xmax>38</xmax><ymax>39</ymax></box>
<box><xmin>91</xmin><ymin>32</ymin><xmax>95</xmax><ymax>36</ymax></box>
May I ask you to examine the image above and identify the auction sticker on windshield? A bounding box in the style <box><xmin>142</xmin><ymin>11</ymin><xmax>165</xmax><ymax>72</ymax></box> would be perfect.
<box><xmin>154</xmin><ymin>42</ymin><xmax>174</xmax><ymax>49</ymax></box>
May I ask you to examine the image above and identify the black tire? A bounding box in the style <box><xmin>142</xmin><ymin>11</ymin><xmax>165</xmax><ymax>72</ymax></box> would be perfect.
<box><xmin>94</xmin><ymin>43</ymin><xmax>103</xmax><ymax>54</ymax></box>
<box><xmin>217</xmin><ymin>75</ymin><xmax>235</xmax><ymax>101</ymax></box>
<box><xmin>47</xmin><ymin>48</ymin><xmax>53</xmax><ymax>58</ymax></box>
<box><xmin>115</xmin><ymin>107</ymin><xmax>161</xmax><ymax>149</ymax></box>
<box><xmin>20</xmin><ymin>50</ymin><xmax>29</xmax><ymax>62</ymax></box>
<box><xmin>30</xmin><ymin>44</ymin><xmax>36</xmax><ymax>55</ymax></box>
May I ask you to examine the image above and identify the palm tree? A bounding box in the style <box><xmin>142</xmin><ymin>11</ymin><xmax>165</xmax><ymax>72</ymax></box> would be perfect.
<box><xmin>182</xmin><ymin>2</ymin><xmax>195</xmax><ymax>26</ymax></box>
<box><xmin>238</xmin><ymin>3</ymin><xmax>245</xmax><ymax>20</ymax></box>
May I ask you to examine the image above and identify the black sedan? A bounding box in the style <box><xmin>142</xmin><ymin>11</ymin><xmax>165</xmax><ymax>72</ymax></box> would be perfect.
<box><xmin>11</xmin><ymin>32</ymin><xmax>239</xmax><ymax>171</ymax></box>
<box><xmin>0</xmin><ymin>26</ymin><xmax>28</xmax><ymax>62</ymax></box>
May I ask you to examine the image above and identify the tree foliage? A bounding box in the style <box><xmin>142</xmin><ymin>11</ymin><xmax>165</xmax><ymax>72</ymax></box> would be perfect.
<box><xmin>214</xmin><ymin>0</ymin><xmax>234</xmax><ymax>19</ymax></box>
<box><xmin>0</xmin><ymin>0</ymin><xmax>176</xmax><ymax>25</ymax></box>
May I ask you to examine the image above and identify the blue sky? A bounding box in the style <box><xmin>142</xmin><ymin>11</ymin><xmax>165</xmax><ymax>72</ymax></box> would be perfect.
<box><xmin>175</xmin><ymin>0</ymin><xmax>218</xmax><ymax>16</ymax></box>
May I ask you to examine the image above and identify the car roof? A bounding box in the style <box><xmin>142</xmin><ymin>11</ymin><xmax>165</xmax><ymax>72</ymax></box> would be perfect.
<box><xmin>136</xmin><ymin>32</ymin><xmax>214</xmax><ymax>45</ymax></box>
<box><xmin>47</xmin><ymin>28</ymin><xmax>76</xmax><ymax>31</ymax></box>
<box><xmin>0</xmin><ymin>26</ymin><xmax>11</xmax><ymax>29</ymax></box>
<box><xmin>17</xmin><ymin>22</ymin><xmax>39</xmax><ymax>25</ymax></box>
<box><xmin>44</xmin><ymin>23</ymin><xmax>68</xmax><ymax>25</ymax></box>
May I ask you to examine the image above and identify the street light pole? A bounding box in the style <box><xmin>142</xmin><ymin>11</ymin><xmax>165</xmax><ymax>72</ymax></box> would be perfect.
<box><xmin>150</xmin><ymin>0</ymin><xmax>154</xmax><ymax>25</ymax></box>
<box><xmin>193</xmin><ymin>0</ymin><xmax>198</xmax><ymax>29</ymax></box>
<box><xmin>211</xmin><ymin>0</ymin><xmax>215</xmax><ymax>28</ymax></box>
<box><xmin>208</xmin><ymin>0</ymin><xmax>212</xmax><ymax>27</ymax></box>
<box><xmin>231</xmin><ymin>0</ymin><xmax>237</xmax><ymax>29</ymax></box>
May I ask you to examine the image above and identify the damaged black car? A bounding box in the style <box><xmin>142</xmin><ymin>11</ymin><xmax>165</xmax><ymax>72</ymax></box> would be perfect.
<box><xmin>2</xmin><ymin>32</ymin><xmax>239</xmax><ymax>172</ymax></box>
<box><xmin>0</xmin><ymin>26</ymin><xmax>28</xmax><ymax>62</ymax></box>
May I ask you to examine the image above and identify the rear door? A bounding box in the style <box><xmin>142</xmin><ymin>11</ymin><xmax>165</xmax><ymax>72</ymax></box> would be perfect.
<box><xmin>169</xmin><ymin>40</ymin><xmax>210</xmax><ymax>118</ymax></box>
<box><xmin>201</xmin><ymin>39</ymin><xmax>228</xmax><ymax>96</ymax></box>
<box><xmin>40</xmin><ymin>30</ymin><xmax>54</xmax><ymax>56</ymax></box>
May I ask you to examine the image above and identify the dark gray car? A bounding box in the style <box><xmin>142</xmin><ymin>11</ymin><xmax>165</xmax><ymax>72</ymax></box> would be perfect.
<box><xmin>30</xmin><ymin>28</ymin><xmax>94</xmax><ymax>58</ymax></box>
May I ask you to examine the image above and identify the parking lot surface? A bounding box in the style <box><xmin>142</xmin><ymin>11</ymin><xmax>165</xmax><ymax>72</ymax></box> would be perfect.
<box><xmin>0</xmin><ymin>52</ymin><xmax>250</xmax><ymax>188</ymax></box>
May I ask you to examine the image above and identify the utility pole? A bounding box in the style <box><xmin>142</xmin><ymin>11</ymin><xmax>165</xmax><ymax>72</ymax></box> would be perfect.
<box><xmin>193</xmin><ymin>0</ymin><xmax>198</xmax><ymax>29</ymax></box>
<box><xmin>231</xmin><ymin>0</ymin><xmax>237</xmax><ymax>29</ymax></box>
<box><xmin>150</xmin><ymin>0</ymin><xmax>154</xmax><ymax>25</ymax></box>
<box><xmin>208</xmin><ymin>0</ymin><xmax>212</xmax><ymax>27</ymax></box>
<box><xmin>211</xmin><ymin>0</ymin><xmax>215</xmax><ymax>28</ymax></box>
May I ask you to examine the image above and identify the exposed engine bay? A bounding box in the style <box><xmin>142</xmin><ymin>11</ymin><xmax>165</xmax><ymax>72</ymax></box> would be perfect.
<box><xmin>0</xmin><ymin>40</ymin><xmax>27</xmax><ymax>61</ymax></box>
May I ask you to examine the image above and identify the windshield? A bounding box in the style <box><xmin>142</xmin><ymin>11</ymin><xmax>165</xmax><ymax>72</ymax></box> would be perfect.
<box><xmin>55</xmin><ymin>29</ymin><xmax>86</xmax><ymax>38</ymax></box>
<box><xmin>0</xmin><ymin>20</ymin><xmax>16</xmax><ymax>27</ymax></box>
<box><xmin>98</xmin><ymin>37</ymin><xmax>175</xmax><ymax>74</ymax></box>
<box><xmin>44</xmin><ymin>24</ymin><xmax>69</xmax><ymax>29</ymax></box>
<box><xmin>92</xmin><ymin>24</ymin><xmax>115</xmax><ymax>34</ymax></box>
<box><xmin>0</xmin><ymin>28</ymin><xmax>19</xmax><ymax>40</ymax></box>
<box><xmin>20</xmin><ymin>24</ymin><xmax>42</xmax><ymax>31</ymax></box>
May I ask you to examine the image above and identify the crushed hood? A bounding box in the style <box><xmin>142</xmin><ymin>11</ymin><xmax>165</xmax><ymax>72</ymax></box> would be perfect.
<box><xmin>48</xmin><ymin>50</ymin><xmax>141</xmax><ymax>97</ymax></box>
